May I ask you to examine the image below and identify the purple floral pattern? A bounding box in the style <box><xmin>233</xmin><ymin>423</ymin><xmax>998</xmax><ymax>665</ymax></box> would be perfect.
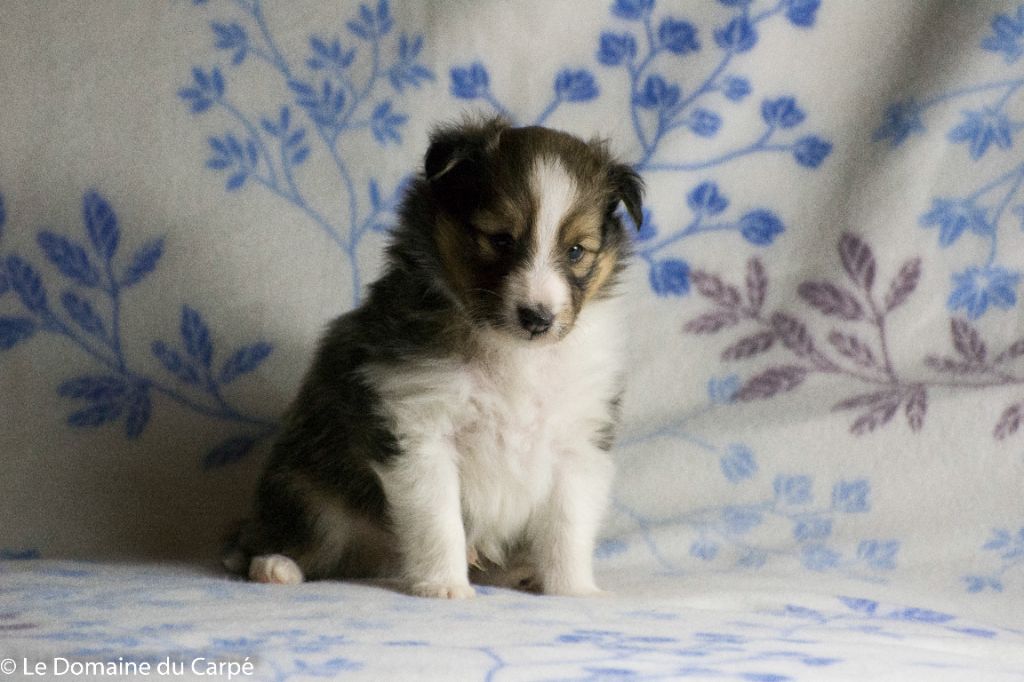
<box><xmin>686</xmin><ymin>233</ymin><xmax>1024</xmax><ymax>439</ymax></box>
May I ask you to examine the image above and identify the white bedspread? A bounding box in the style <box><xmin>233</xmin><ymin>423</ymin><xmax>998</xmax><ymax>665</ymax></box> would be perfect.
<box><xmin>4</xmin><ymin>561</ymin><xmax>1024</xmax><ymax>680</ymax></box>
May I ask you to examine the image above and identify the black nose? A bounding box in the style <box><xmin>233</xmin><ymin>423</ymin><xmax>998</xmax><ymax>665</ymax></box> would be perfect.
<box><xmin>517</xmin><ymin>305</ymin><xmax>554</xmax><ymax>335</ymax></box>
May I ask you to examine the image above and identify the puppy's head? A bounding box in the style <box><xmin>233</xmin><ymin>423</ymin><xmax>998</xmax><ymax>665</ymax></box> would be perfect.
<box><xmin>423</xmin><ymin>117</ymin><xmax>643</xmax><ymax>343</ymax></box>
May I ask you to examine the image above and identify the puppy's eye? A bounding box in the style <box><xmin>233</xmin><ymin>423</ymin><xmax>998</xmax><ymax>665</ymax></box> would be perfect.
<box><xmin>489</xmin><ymin>233</ymin><xmax>514</xmax><ymax>251</ymax></box>
<box><xmin>567</xmin><ymin>244</ymin><xmax>585</xmax><ymax>264</ymax></box>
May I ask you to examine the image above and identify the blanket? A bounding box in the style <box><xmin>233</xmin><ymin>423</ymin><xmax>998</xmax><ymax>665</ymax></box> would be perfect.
<box><xmin>1</xmin><ymin>0</ymin><xmax>1022</xmax><ymax>678</ymax></box>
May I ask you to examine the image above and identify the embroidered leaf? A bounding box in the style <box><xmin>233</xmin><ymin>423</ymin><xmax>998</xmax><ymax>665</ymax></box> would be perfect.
<box><xmin>951</xmin><ymin>318</ymin><xmax>986</xmax><ymax>363</ymax></box>
<box><xmin>827</xmin><ymin>331</ymin><xmax>877</xmax><ymax>368</ymax></box>
<box><xmin>735</xmin><ymin>365</ymin><xmax>808</xmax><ymax>401</ymax></box>
<box><xmin>769</xmin><ymin>312</ymin><xmax>815</xmax><ymax>357</ymax></box>
<box><xmin>553</xmin><ymin>69</ymin><xmax>599</xmax><ymax>102</ymax></box>
<box><xmin>37</xmin><ymin>231</ymin><xmax>100</xmax><ymax>287</ymax></box>
<box><xmin>714</xmin><ymin>15</ymin><xmax>757</xmax><ymax>53</ymax></box>
<box><xmin>152</xmin><ymin>340</ymin><xmax>202</xmax><ymax>385</ymax></box>
<box><xmin>181</xmin><ymin>305</ymin><xmax>213</xmax><ymax>369</ymax></box>
<box><xmin>994</xmin><ymin>403</ymin><xmax>1023</xmax><ymax>440</ymax></box>
<box><xmin>721</xmin><ymin>331</ymin><xmax>775</xmax><ymax>361</ymax></box>
<box><xmin>745</xmin><ymin>257</ymin><xmax>767</xmax><ymax>314</ymax></box>
<box><xmin>286</xmin><ymin>128</ymin><xmax>306</xmax><ymax>148</ymax></box>
<box><xmin>6</xmin><ymin>255</ymin><xmax>49</xmax><ymax>314</ymax></box>
<box><xmin>598</xmin><ymin>31</ymin><xmax>638</xmax><ymax>66</ymax></box>
<box><xmin>449</xmin><ymin>62</ymin><xmax>490</xmax><ymax>99</ymax></box>
<box><xmin>797</xmin><ymin>281</ymin><xmax>863</xmax><ymax>320</ymax></box>
<box><xmin>888</xmin><ymin>608</ymin><xmax>955</xmax><ymax>624</ymax></box>
<box><xmin>120</xmin><ymin>239</ymin><xmax>164</xmax><ymax>287</ymax></box>
<box><xmin>683</xmin><ymin>310</ymin><xmax>739</xmax><ymax>334</ymax></box>
<box><xmin>850</xmin><ymin>395</ymin><xmax>901</xmax><ymax>435</ymax></box>
<box><xmin>57</xmin><ymin>380</ymin><xmax>129</xmax><ymax>428</ymax></box>
<box><xmin>792</xmin><ymin>135</ymin><xmax>832</xmax><ymax>168</ymax></box>
<box><xmin>924</xmin><ymin>355</ymin><xmax>985</xmax><ymax>374</ymax></box>
<box><xmin>832</xmin><ymin>390</ymin><xmax>901</xmax><ymax>411</ymax></box>
<box><xmin>61</xmin><ymin>291</ymin><xmax>105</xmax><ymax>338</ymax></box>
<box><xmin>687</xmin><ymin>182</ymin><xmax>728</xmax><ymax>216</ymax></box>
<box><xmin>983</xmin><ymin>528</ymin><xmax>1011</xmax><ymax>550</ymax></box>
<box><xmin>219</xmin><ymin>342</ymin><xmax>273</xmax><ymax>384</ymax></box>
<box><xmin>67</xmin><ymin>400</ymin><xmax>125</xmax><ymax>428</ymax></box>
<box><xmin>687</xmin><ymin>108</ymin><xmax>721</xmax><ymax>137</ymax></box>
<box><xmin>689</xmin><ymin>270</ymin><xmax>741</xmax><ymax>307</ymax></box>
<box><xmin>839</xmin><ymin>597</ymin><xmax>878</xmax><ymax>615</ymax></box>
<box><xmin>58</xmin><ymin>375</ymin><xmax>126</xmax><ymax>401</ymax></box>
<box><xmin>0</xmin><ymin>316</ymin><xmax>36</xmax><ymax>350</ymax></box>
<box><xmin>124</xmin><ymin>385</ymin><xmax>151</xmax><ymax>439</ymax></box>
<box><xmin>761</xmin><ymin>97</ymin><xmax>805</xmax><ymax>128</ymax></box>
<box><xmin>884</xmin><ymin>258</ymin><xmax>921</xmax><ymax>312</ymax></box>
<box><xmin>838</xmin><ymin>233</ymin><xmax>875</xmax><ymax>291</ymax></box>
<box><xmin>612</xmin><ymin>0</ymin><xmax>652</xmax><ymax>20</ymax></box>
<box><xmin>857</xmin><ymin>539</ymin><xmax>899</xmax><ymax>570</ymax></box>
<box><xmin>82</xmin><ymin>191</ymin><xmax>120</xmax><ymax>261</ymax></box>
<box><xmin>649</xmin><ymin>259</ymin><xmax>690</xmax><ymax>296</ymax></box>
<box><xmin>245</xmin><ymin>138</ymin><xmax>259</xmax><ymax>166</ymax></box>
<box><xmin>226</xmin><ymin>172</ymin><xmax>247</xmax><ymax>191</ymax></box>
<box><xmin>369</xmin><ymin>179</ymin><xmax>382</xmax><ymax>210</ymax></box>
<box><xmin>212</xmin><ymin>21</ymin><xmax>248</xmax><ymax>65</ymax></box>
<box><xmin>994</xmin><ymin>338</ymin><xmax>1024</xmax><ymax>364</ymax></box>
<box><xmin>720</xmin><ymin>443</ymin><xmax>757</xmax><ymax>481</ymax></box>
<box><xmin>211</xmin><ymin>67</ymin><xmax>225</xmax><ymax>98</ymax></box>
<box><xmin>203</xmin><ymin>436</ymin><xmax>256</xmax><ymax>469</ymax></box>
<box><xmin>786</xmin><ymin>0</ymin><xmax>820</xmax><ymax>27</ymax></box>
<box><xmin>905</xmin><ymin>385</ymin><xmax>927</xmax><ymax>432</ymax></box>
<box><xmin>739</xmin><ymin>209</ymin><xmax>784</xmax><ymax>245</ymax></box>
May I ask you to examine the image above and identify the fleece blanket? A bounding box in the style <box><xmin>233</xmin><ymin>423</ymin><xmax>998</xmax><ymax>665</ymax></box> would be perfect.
<box><xmin>1</xmin><ymin>0</ymin><xmax>1023</xmax><ymax>678</ymax></box>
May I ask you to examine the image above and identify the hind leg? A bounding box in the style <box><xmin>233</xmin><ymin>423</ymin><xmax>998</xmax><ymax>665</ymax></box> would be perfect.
<box><xmin>249</xmin><ymin>554</ymin><xmax>305</xmax><ymax>584</ymax></box>
<box><xmin>470</xmin><ymin>560</ymin><xmax>540</xmax><ymax>592</ymax></box>
<box><xmin>264</xmin><ymin>500</ymin><xmax>397</xmax><ymax>582</ymax></box>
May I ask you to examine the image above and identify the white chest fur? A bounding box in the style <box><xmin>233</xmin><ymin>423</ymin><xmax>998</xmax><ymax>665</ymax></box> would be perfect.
<box><xmin>365</xmin><ymin>299</ymin><xmax>623</xmax><ymax>563</ymax></box>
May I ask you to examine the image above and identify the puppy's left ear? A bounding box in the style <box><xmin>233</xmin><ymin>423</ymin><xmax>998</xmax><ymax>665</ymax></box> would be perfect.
<box><xmin>424</xmin><ymin>117</ymin><xmax>508</xmax><ymax>218</ymax></box>
<box><xmin>608</xmin><ymin>163</ymin><xmax>645</xmax><ymax>230</ymax></box>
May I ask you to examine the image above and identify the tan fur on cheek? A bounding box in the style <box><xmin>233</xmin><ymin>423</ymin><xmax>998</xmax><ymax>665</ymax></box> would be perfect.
<box><xmin>584</xmin><ymin>248</ymin><xmax>620</xmax><ymax>303</ymax></box>
<box><xmin>434</xmin><ymin>217</ymin><xmax>474</xmax><ymax>303</ymax></box>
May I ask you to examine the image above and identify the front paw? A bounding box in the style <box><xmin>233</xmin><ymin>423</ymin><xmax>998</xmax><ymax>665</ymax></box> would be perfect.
<box><xmin>409</xmin><ymin>581</ymin><xmax>476</xmax><ymax>599</ymax></box>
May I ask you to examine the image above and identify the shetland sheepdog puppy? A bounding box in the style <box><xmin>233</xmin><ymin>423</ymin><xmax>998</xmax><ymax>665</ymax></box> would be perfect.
<box><xmin>224</xmin><ymin>116</ymin><xmax>643</xmax><ymax>598</ymax></box>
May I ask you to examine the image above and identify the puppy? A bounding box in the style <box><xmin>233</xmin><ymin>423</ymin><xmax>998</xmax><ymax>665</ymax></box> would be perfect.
<box><xmin>224</xmin><ymin>116</ymin><xmax>643</xmax><ymax>598</ymax></box>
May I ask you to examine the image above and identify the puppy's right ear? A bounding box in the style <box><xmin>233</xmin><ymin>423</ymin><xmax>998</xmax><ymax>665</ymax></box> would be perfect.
<box><xmin>425</xmin><ymin>117</ymin><xmax>508</xmax><ymax>215</ymax></box>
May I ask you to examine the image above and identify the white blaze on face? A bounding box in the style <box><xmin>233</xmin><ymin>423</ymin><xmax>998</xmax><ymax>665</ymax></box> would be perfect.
<box><xmin>524</xmin><ymin>157</ymin><xmax>577</xmax><ymax>315</ymax></box>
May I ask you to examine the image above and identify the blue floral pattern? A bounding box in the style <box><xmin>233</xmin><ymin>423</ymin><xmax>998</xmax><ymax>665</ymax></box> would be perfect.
<box><xmin>876</xmin><ymin>4</ymin><xmax>1024</xmax><ymax>319</ymax></box>
<box><xmin>180</xmin><ymin>0</ymin><xmax>431</xmax><ymax>305</ymax></box>
<box><xmin>0</xmin><ymin>190</ymin><xmax>275</xmax><ymax>468</ymax></box>
<box><xmin>964</xmin><ymin>526</ymin><xmax>1024</xmax><ymax>593</ymax></box>
<box><xmin>610</xmin><ymin>473</ymin><xmax>898</xmax><ymax>579</ymax></box>
<box><xmin>451</xmin><ymin>0</ymin><xmax>831</xmax><ymax>298</ymax></box>
<box><xmin>2</xmin><ymin>562</ymin><xmax>1021</xmax><ymax>681</ymax></box>
<box><xmin>2</xmin><ymin>2</ymin><xmax>1023</xmax><ymax>673</ymax></box>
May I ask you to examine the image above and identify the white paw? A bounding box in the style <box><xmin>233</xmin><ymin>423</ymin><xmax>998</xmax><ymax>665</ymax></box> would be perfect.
<box><xmin>409</xmin><ymin>581</ymin><xmax>476</xmax><ymax>599</ymax></box>
<box><xmin>249</xmin><ymin>554</ymin><xmax>305</xmax><ymax>585</ymax></box>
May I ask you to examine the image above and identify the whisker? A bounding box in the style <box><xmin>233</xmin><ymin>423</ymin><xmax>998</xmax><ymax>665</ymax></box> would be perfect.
<box><xmin>468</xmin><ymin>288</ymin><xmax>504</xmax><ymax>301</ymax></box>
